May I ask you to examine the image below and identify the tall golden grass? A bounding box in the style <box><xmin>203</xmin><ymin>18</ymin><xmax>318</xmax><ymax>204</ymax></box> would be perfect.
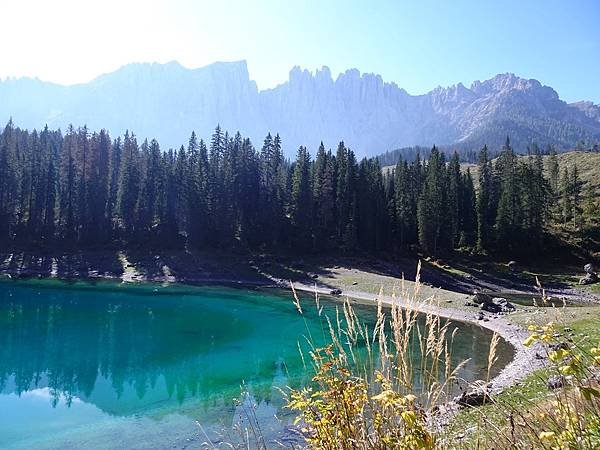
<box><xmin>286</xmin><ymin>263</ymin><xmax>484</xmax><ymax>449</ymax></box>
<box><xmin>203</xmin><ymin>266</ymin><xmax>599</xmax><ymax>449</ymax></box>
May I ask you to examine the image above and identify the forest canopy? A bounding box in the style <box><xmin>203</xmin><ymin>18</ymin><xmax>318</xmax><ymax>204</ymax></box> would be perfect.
<box><xmin>0</xmin><ymin>121</ymin><xmax>595</xmax><ymax>256</ymax></box>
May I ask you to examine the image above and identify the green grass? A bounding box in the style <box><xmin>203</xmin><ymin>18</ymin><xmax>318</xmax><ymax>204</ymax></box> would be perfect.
<box><xmin>446</xmin><ymin>308</ymin><xmax>600</xmax><ymax>447</ymax></box>
<box><xmin>461</xmin><ymin>151</ymin><xmax>600</xmax><ymax>195</ymax></box>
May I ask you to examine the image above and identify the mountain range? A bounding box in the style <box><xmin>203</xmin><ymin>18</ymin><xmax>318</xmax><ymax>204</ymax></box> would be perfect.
<box><xmin>1</xmin><ymin>60</ymin><xmax>599</xmax><ymax>158</ymax></box>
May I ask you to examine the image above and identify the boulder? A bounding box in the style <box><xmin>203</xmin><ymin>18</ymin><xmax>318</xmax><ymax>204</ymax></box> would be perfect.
<box><xmin>508</xmin><ymin>261</ymin><xmax>518</xmax><ymax>272</ymax></box>
<box><xmin>492</xmin><ymin>297</ymin><xmax>516</xmax><ymax>312</ymax></box>
<box><xmin>329</xmin><ymin>288</ymin><xmax>342</xmax><ymax>296</ymax></box>
<box><xmin>454</xmin><ymin>385</ymin><xmax>491</xmax><ymax>407</ymax></box>
<box><xmin>579</xmin><ymin>273</ymin><xmax>598</xmax><ymax>285</ymax></box>
<box><xmin>480</xmin><ymin>302</ymin><xmax>501</xmax><ymax>313</ymax></box>
<box><xmin>584</xmin><ymin>263</ymin><xmax>595</xmax><ymax>274</ymax></box>
<box><xmin>473</xmin><ymin>291</ymin><xmax>492</xmax><ymax>304</ymax></box>
<box><xmin>479</xmin><ymin>297</ymin><xmax>515</xmax><ymax>313</ymax></box>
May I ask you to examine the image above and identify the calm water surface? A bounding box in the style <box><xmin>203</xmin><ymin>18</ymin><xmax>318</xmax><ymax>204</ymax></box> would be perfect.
<box><xmin>0</xmin><ymin>278</ymin><xmax>512</xmax><ymax>448</ymax></box>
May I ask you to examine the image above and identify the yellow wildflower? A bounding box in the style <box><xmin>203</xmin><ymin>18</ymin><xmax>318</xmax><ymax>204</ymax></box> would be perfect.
<box><xmin>539</xmin><ymin>431</ymin><xmax>555</xmax><ymax>441</ymax></box>
<box><xmin>559</xmin><ymin>365</ymin><xmax>575</xmax><ymax>375</ymax></box>
<box><xmin>523</xmin><ymin>334</ymin><xmax>539</xmax><ymax>347</ymax></box>
<box><xmin>549</xmin><ymin>348</ymin><xmax>569</xmax><ymax>362</ymax></box>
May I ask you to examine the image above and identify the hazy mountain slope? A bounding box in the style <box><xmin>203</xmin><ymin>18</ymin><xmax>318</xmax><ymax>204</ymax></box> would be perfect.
<box><xmin>458</xmin><ymin>151</ymin><xmax>600</xmax><ymax>195</ymax></box>
<box><xmin>1</xmin><ymin>61</ymin><xmax>599</xmax><ymax>157</ymax></box>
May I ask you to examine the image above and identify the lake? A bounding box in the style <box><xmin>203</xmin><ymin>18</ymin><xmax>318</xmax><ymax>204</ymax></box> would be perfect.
<box><xmin>0</xmin><ymin>278</ymin><xmax>512</xmax><ymax>448</ymax></box>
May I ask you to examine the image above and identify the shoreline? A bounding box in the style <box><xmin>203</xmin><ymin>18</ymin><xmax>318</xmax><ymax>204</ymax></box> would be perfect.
<box><xmin>288</xmin><ymin>281</ymin><xmax>545</xmax><ymax>392</ymax></box>
<box><xmin>1</xmin><ymin>264</ymin><xmax>544</xmax><ymax>394</ymax></box>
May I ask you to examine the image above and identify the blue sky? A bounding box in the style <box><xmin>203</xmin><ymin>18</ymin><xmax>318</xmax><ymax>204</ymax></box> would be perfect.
<box><xmin>2</xmin><ymin>0</ymin><xmax>599</xmax><ymax>102</ymax></box>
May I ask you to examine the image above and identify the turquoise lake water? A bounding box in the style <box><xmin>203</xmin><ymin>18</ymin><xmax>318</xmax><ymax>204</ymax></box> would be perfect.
<box><xmin>0</xmin><ymin>278</ymin><xmax>512</xmax><ymax>448</ymax></box>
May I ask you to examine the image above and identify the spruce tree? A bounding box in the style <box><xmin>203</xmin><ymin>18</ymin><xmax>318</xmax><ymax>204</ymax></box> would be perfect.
<box><xmin>476</xmin><ymin>145</ymin><xmax>494</xmax><ymax>251</ymax></box>
<box><xmin>290</xmin><ymin>146</ymin><xmax>312</xmax><ymax>248</ymax></box>
<box><xmin>458</xmin><ymin>169</ymin><xmax>477</xmax><ymax>248</ymax></box>
<box><xmin>417</xmin><ymin>146</ymin><xmax>446</xmax><ymax>254</ymax></box>
<box><xmin>446</xmin><ymin>152</ymin><xmax>461</xmax><ymax>247</ymax></box>
<box><xmin>496</xmin><ymin>137</ymin><xmax>521</xmax><ymax>250</ymax></box>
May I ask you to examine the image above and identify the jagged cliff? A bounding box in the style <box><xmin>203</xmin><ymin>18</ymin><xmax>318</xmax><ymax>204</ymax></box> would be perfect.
<box><xmin>1</xmin><ymin>60</ymin><xmax>598</xmax><ymax>157</ymax></box>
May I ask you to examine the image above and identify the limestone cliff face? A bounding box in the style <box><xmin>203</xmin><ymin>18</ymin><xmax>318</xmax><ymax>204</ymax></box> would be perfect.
<box><xmin>1</xmin><ymin>61</ymin><xmax>598</xmax><ymax>157</ymax></box>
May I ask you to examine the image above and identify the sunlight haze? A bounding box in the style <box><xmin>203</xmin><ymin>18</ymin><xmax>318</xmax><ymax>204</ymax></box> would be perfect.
<box><xmin>2</xmin><ymin>0</ymin><xmax>599</xmax><ymax>102</ymax></box>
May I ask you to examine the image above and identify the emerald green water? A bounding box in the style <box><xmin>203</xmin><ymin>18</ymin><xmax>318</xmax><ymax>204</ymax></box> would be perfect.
<box><xmin>0</xmin><ymin>278</ymin><xmax>512</xmax><ymax>448</ymax></box>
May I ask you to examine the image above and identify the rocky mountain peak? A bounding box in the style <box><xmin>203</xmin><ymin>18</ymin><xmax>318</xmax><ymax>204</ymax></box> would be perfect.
<box><xmin>0</xmin><ymin>62</ymin><xmax>598</xmax><ymax>157</ymax></box>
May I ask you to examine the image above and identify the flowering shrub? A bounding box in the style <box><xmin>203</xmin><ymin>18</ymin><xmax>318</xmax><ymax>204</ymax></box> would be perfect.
<box><xmin>520</xmin><ymin>322</ymin><xmax>600</xmax><ymax>449</ymax></box>
<box><xmin>287</xmin><ymin>346</ymin><xmax>435</xmax><ymax>449</ymax></box>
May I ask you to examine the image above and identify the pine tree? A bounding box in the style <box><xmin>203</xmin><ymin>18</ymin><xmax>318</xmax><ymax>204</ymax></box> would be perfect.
<box><xmin>356</xmin><ymin>158</ymin><xmax>387</xmax><ymax>251</ymax></box>
<box><xmin>458</xmin><ymin>169</ymin><xmax>477</xmax><ymax>248</ymax></box>
<box><xmin>87</xmin><ymin>129</ymin><xmax>111</xmax><ymax>243</ymax></box>
<box><xmin>116</xmin><ymin>131</ymin><xmax>140</xmax><ymax>236</ymax></box>
<box><xmin>560</xmin><ymin>167</ymin><xmax>573</xmax><ymax>223</ymax></box>
<box><xmin>446</xmin><ymin>152</ymin><xmax>461</xmax><ymax>247</ymax></box>
<box><xmin>312</xmin><ymin>143</ymin><xmax>336</xmax><ymax>248</ymax></box>
<box><xmin>495</xmin><ymin>137</ymin><xmax>521</xmax><ymax>250</ymax></box>
<box><xmin>476</xmin><ymin>145</ymin><xmax>494</xmax><ymax>251</ymax></box>
<box><xmin>417</xmin><ymin>146</ymin><xmax>446</xmax><ymax>254</ymax></box>
<box><xmin>570</xmin><ymin>164</ymin><xmax>583</xmax><ymax>228</ymax></box>
<box><xmin>60</xmin><ymin>126</ymin><xmax>78</xmax><ymax>241</ymax></box>
<box><xmin>290</xmin><ymin>146</ymin><xmax>312</xmax><ymax>248</ymax></box>
<box><xmin>335</xmin><ymin>142</ymin><xmax>358</xmax><ymax>250</ymax></box>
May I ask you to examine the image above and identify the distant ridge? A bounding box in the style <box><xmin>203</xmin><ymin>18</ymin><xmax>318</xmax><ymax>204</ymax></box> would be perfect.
<box><xmin>1</xmin><ymin>61</ymin><xmax>599</xmax><ymax>157</ymax></box>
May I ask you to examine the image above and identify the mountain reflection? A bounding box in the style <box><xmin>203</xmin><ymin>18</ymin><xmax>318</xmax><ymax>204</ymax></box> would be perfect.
<box><xmin>0</xmin><ymin>281</ymin><xmax>307</xmax><ymax>417</ymax></box>
<box><xmin>0</xmin><ymin>279</ymin><xmax>512</xmax><ymax>423</ymax></box>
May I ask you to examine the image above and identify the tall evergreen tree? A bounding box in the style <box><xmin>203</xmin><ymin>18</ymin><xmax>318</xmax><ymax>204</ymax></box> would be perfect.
<box><xmin>446</xmin><ymin>152</ymin><xmax>461</xmax><ymax>247</ymax></box>
<box><xmin>476</xmin><ymin>145</ymin><xmax>495</xmax><ymax>251</ymax></box>
<box><xmin>417</xmin><ymin>146</ymin><xmax>446</xmax><ymax>254</ymax></box>
<box><xmin>496</xmin><ymin>137</ymin><xmax>521</xmax><ymax>250</ymax></box>
<box><xmin>459</xmin><ymin>169</ymin><xmax>477</xmax><ymax>248</ymax></box>
<box><xmin>290</xmin><ymin>146</ymin><xmax>312</xmax><ymax>248</ymax></box>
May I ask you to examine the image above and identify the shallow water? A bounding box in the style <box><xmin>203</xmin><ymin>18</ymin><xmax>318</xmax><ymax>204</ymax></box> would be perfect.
<box><xmin>491</xmin><ymin>292</ymin><xmax>575</xmax><ymax>307</ymax></box>
<box><xmin>0</xmin><ymin>278</ymin><xmax>512</xmax><ymax>448</ymax></box>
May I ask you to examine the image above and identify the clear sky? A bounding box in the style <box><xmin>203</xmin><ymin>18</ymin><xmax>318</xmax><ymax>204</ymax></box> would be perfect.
<box><xmin>2</xmin><ymin>0</ymin><xmax>599</xmax><ymax>102</ymax></box>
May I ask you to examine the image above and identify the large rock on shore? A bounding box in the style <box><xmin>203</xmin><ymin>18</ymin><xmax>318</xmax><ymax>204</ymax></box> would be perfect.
<box><xmin>473</xmin><ymin>292</ymin><xmax>492</xmax><ymax>304</ymax></box>
<box><xmin>454</xmin><ymin>383</ymin><xmax>492</xmax><ymax>407</ymax></box>
<box><xmin>579</xmin><ymin>272</ymin><xmax>598</xmax><ymax>285</ymax></box>
<box><xmin>479</xmin><ymin>297</ymin><xmax>516</xmax><ymax>313</ymax></box>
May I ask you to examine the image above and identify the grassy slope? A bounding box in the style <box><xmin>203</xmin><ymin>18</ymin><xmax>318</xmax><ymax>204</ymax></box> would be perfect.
<box><xmin>461</xmin><ymin>151</ymin><xmax>600</xmax><ymax>194</ymax></box>
<box><xmin>446</xmin><ymin>305</ymin><xmax>600</xmax><ymax>447</ymax></box>
<box><xmin>384</xmin><ymin>151</ymin><xmax>600</xmax><ymax>195</ymax></box>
